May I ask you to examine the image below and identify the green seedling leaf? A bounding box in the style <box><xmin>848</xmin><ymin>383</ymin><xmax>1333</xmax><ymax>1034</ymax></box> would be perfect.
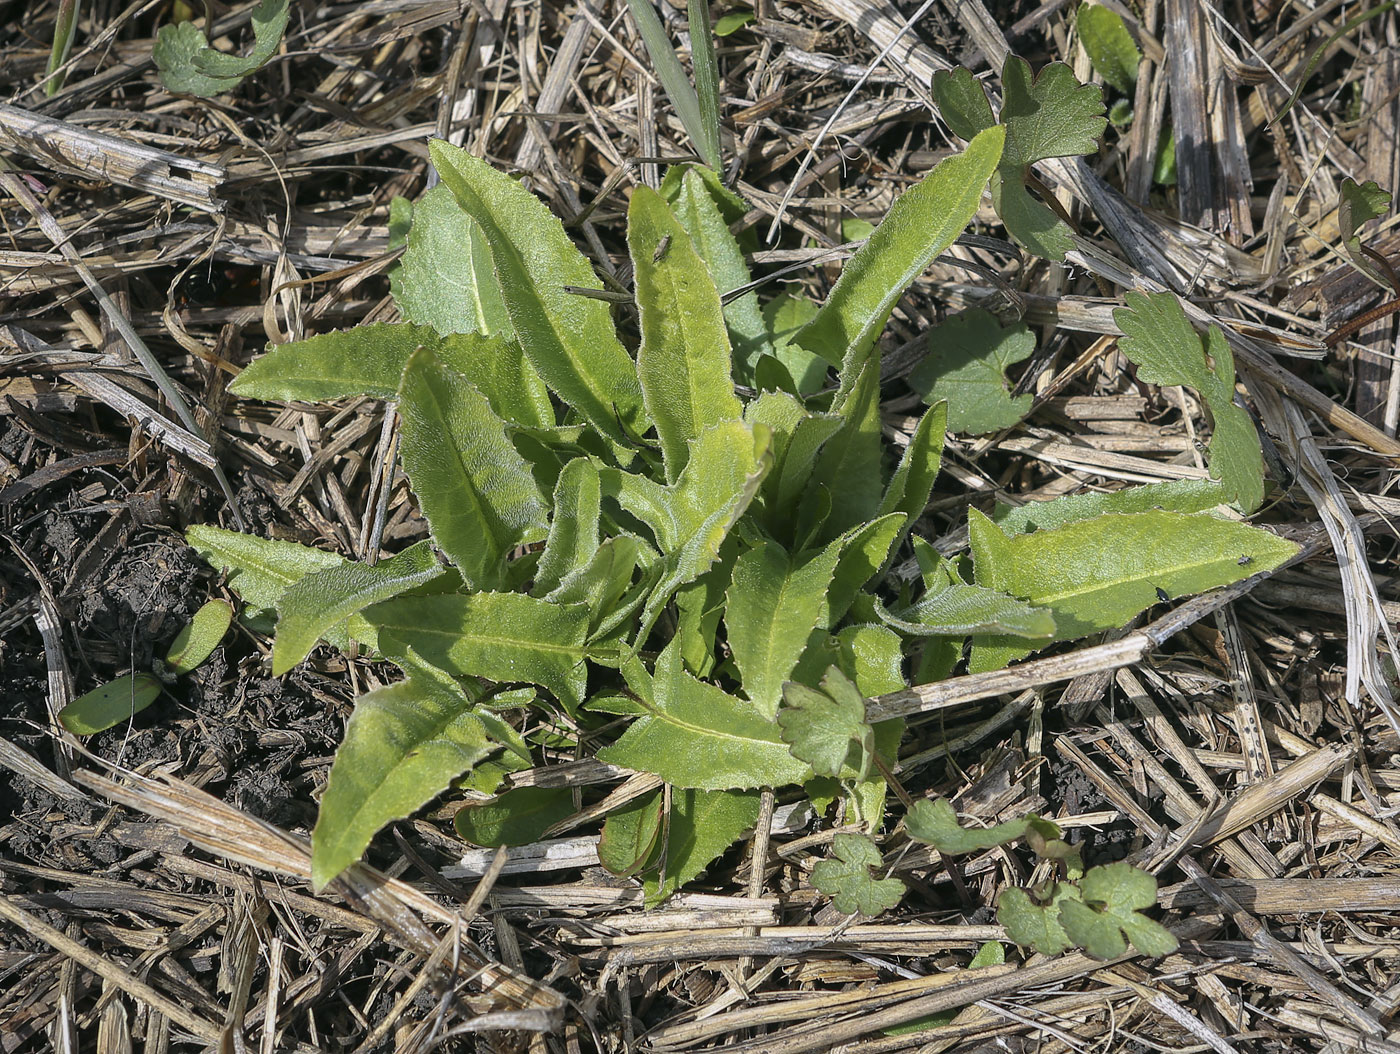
<box><xmin>671</xmin><ymin>535</ymin><xmax>736</xmax><ymax>677</ymax></box>
<box><xmin>991</xmin><ymin>172</ymin><xmax>1076</xmax><ymax>261</ymax></box>
<box><xmin>1154</xmin><ymin>125</ymin><xmax>1177</xmax><ymax>185</ymax></box>
<box><xmin>644</xmin><ymin>788</ymin><xmax>759</xmax><ymax>905</ymax></box>
<box><xmin>811</xmin><ymin>833</ymin><xmax>905</xmax><ymax>916</ymax></box>
<box><xmin>598</xmin><ymin>788</ymin><xmax>664</xmax><ymax>876</ymax></box>
<box><xmin>368</xmin><ymin>592</ymin><xmax>590</xmax><ymax>713</ymax></box>
<box><xmin>428</xmin><ymin>141</ymin><xmax>647</xmax><ymax>455</ymax></box>
<box><xmin>911</xmin><ymin>311</ymin><xmax>1035</xmax><ymax>433</ymax></box>
<box><xmin>393</xmin><ymin>184</ymin><xmax>513</xmax><ymax>339</ymax></box>
<box><xmin>59</xmin><ymin>673</ymin><xmax>163</xmax><ymax>735</ymax></box>
<box><xmin>879</xmin><ymin>400</ymin><xmax>947</xmax><ymax>534</ymax></box>
<box><xmin>551</xmin><ymin>535</ymin><xmax>644</xmax><ymax>637</ymax></box>
<box><xmin>968</xmin><ymin>509</ymin><xmax>1299</xmax><ymax>671</ymax></box>
<box><xmin>534</xmin><ymin>458</ymin><xmax>602</xmax><ymax>598</ymax></box>
<box><xmin>623</xmin><ymin>0</ymin><xmax>721</xmax><ymax>169</ymax></box>
<box><xmin>668</xmin><ymin>166</ymin><xmax>771</xmax><ymax>373</ymax></box>
<box><xmin>154</xmin><ymin>0</ymin><xmax>288</xmax><ymax>97</ymax></box>
<box><xmin>908</xmin><ymin>798</ymin><xmax>1043</xmax><ymax>853</ymax></box>
<box><xmin>273</xmin><ymin>541</ymin><xmax>443</xmax><ymax>675</ymax></box>
<box><xmin>999</xmin><ymin>884</ymin><xmax>1076</xmax><ymax>955</ymax></box>
<box><xmin>1000</xmin><ymin>56</ymin><xmax>1108</xmax><ymax>169</ymax></box>
<box><xmin>930</xmin><ymin>67</ymin><xmax>997</xmax><ymax>141</ymax></box>
<box><xmin>311</xmin><ymin>658</ymin><xmax>496</xmax><ymax>889</ymax></box>
<box><xmin>687</xmin><ymin>0</ymin><xmax>725</xmax><ymax>174</ymax></box>
<box><xmin>778</xmin><ymin>667</ymin><xmax>873</xmax><ymax>779</ymax></box>
<box><xmin>164</xmin><ymin>599</ymin><xmax>234</xmax><ymax>674</ymax></box>
<box><xmin>994</xmin><ymin>478</ymin><xmax>1227</xmax><ymax>534</ymax></box>
<box><xmin>794</xmin><ymin>125</ymin><xmax>1005</xmax><ymax>367</ymax></box>
<box><xmin>455</xmin><ymin>786</ymin><xmax>576</xmax><ymax>847</ymax></box>
<box><xmin>875</xmin><ymin>583</ymin><xmax>1055</xmax><ymax>638</ymax></box>
<box><xmin>714</xmin><ymin>8</ymin><xmax>754</xmax><ymax>34</ymax></box>
<box><xmin>597</xmin><ymin>646</ymin><xmax>811</xmax><ymax>789</ymax></box>
<box><xmin>824</xmin><ymin>512</ymin><xmax>906</xmax><ymax>626</ymax></box>
<box><xmin>1076</xmin><ymin>3</ymin><xmax>1142</xmax><ymax>94</ymax></box>
<box><xmin>1113</xmin><ymin>291</ymin><xmax>1264</xmax><ymax>511</ymax></box>
<box><xmin>186</xmin><ymin>526</ymin><xmax>371</xmax><ymax>648</ymax></box>
<box><xmin>232</xmin><ymin>323</ymin><xmax>550</xmax><ymax>427</ymax></box>
<box><xmin>1058</xmin><ymin>861</ymin><xmax>1178</xmax><ymax>958</ymax></box>
<box><xmin>746</xmin><ymin>392</ymin><xmax>844</xmax><ymax>538</ymax></box>
<box><xmin>760</xmin><ymin>292</ymin><xmax>826</xmax><ymax>395</ymax></box>
<box><xmin>725</xmin><ymin>539</ymin><xmax>845</xmax><ymax>716</ymax></box>
<box><xmin>397</xmin><ymin>346</ymin><xmax>548</xmax><ymax>590</ymax></box>
<box><xmin>628</xmin><ymin>185</ymin><xmax>743</xmax><ymax>480</ymax></box>
<box><xmin>1339</xmin><ymin>177</ymin><xmax>1393</xmax><ymax>278</ymax></box>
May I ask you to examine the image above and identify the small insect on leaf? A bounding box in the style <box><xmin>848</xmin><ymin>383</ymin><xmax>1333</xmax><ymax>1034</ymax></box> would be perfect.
<box><xmin>1155</xmin><ymin>587</ymin><xmax>1170</xmax><ymax>603</ymax></box>
<box><xmin>59</xmin><ymin>673</ymin><xmax>164</xmax><ymax>736</ymax></box>
<box><xmin>653</xmin><ymin>234</ymin><xmax>672</xmax><ymax>263</ymax></box>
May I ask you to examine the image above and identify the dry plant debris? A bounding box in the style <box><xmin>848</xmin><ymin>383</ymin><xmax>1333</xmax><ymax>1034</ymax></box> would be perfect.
<box><xmin>0</xmin><ymin>0</ymin><xmax>1398</xmax><ymax>1051</ymax></box>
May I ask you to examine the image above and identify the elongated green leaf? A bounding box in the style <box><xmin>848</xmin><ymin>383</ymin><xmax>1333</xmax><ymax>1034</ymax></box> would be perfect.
<box><xmin>761</xmin><ymin>291</ymin><xmax>826</xmax><ymax>395</ymax></box>
<box><xmin>644</xmin><ymin>787</ymin><xmax>759</xmax><ymax>905</ymax></box>
<box><xmin>59</xmin><ymin>673</ymin><xmax>163</xmax><ymax>735</ymax></box>
<box><xmin>911</xmin><ymin>311</ymin><xmax>1035</xmax><ymax>433</ymax></box>
<box><xmin>968</xmin><ymin>508</ymin><xmax>1299</xmax><ymax>670</ymax></box>
<box><xmin>909</xmin><ymin>798</ymin><xmax>1042</xmax><ymax>853</ymax></box>
<box><xmin>994</xmin><ymin>479</ymin><xmax>1227</xmax><ymax>535</ymax></box>
<box><xmin>273</xmin><ymin>541</ymin><xmax>444</xmax><ymax>675</ymax></box>
<box><xmin>793</xmin><ymin>126</ymin><xmax>1005</xmax><ymax>366</ymax></box>
<box><xmin>876</xmin><ymin>584</ymin><xmax>1055</xmax><ymax>638</ymax></box>
<box><xmin>231</xmin><ymin>322</ymin><xmax>435</xmax><ymax>402</ymax></box>
<box><xmin>369</xmin><ymin>592</ymin><xmax>590</xmax><ymax>713</ymax></box>
<box><xmin>669</xmin><ymin>167</ymin><xmax>770</xmax><ymax>369</ymax></box>
<box><xmin>186</xmin><ymin>525</ymin><xmax>370</xmax><ymax>648</ymax></box>
<box><xmin>628</xmin><ymin>185</ymin><xmax>743</xmax><ymax>480</ymax></box>
<box><xmin>624</xmin><ymin>0</ymin><xmax>720</xmax><ymax>169</ymax></box>
<box><xmin>550</xmin><ymin>535</ymin><xmax>642</xmax><ymax>633</ymax></box>
<box><xmin>455</xmin><ymin>787</ymin><xmax>576</xmax><ymax>847</ymax></box>
<box><xmin>746</xmin><ymin>391</ymin><xmax>844</xmax><ymax>539</ymax></box>
<box><xmin>597</xmin><ymin>646</ymin><xmax>811</xmax><ymax>789</ymax></box>
<box><xmin>811</xmin><ymin>350</ymin><xmax>885</xmax><ymax>536</ymax></box>
<box><xmin>1113</xmin><ymin>292</ymin><xmax>1264</xmax><ymax>511</ymax></box>
<box><xmin>599</xmin><ymin>788</ymin><xmax>664</xmax><ymax>876</ymax></box>
<box><xmin>687</xmin><ymin>0</ymin><xmax>725</xmax><ymax>170</ymax></box>
<box><xmin>879</xmin><ymin>400</ymin><xmax>947</xmax><ymax>555</ymax></box>
<box><xmin>393</xmin><ymin>184</ymin><xmax>513</xmax><ymax>339</ymax></box>
<box><xmin>311</xmin><ymin>661</ymin><xmax>495</xmax><ymax>889</ymax></box>
<box><xmin>636</xmin><ymin>423</ymin><xmax>771</xmax><ymax>643</ymax></box>
<box><xmin>534</xmin><ymin>458</ymin><xmax>602</xmax><ymax>597</ymax></box>
<box><xmin>824</xmin><ymin>512</ymin><xmax>906</xmax><ymax>626</ymax></box>
<box><xmin>428</xmin><ymin>141</ymin><xmax>647</xmax><ymax>452</ymax></box>
<box><xmin>154</xmin><ymin>0</ymin><xmax>288</xmax><ymax>96</ymax></box>
<box><xmin>672</xmin><ymin>535</ymin><xmax>738</xmax><ymax>677</ymax></box>
<box><xmin>164</xmin><ymin>599</ymin><xmax>234</xmax><ymax>674</ymax></box>
<box><xmin>397</xmin><ymin>346</ymin><xmax>548</xmax><ymax>590</ymax></box>
<box><xmin>726</xmin><ymin>539</ymin><xmax>846</xmax><ymax>717</ymax></box>
<box><xmin>1077</xmin><ymin>3</ymin><xmax>1142</xmax><ymax>94</ymax></box>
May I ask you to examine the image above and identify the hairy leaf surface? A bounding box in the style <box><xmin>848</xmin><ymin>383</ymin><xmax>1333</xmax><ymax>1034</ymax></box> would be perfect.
<box><xmin>911</xmin><ymin>311</ymin><xmax>1035</xmax><ymax>433</ymax></box>
<box><xmin>428</xmin><ymin>141</ymin><xmax>647</xmax><ymax>452</ymax></box>
<box><xmin>628</xmin><ymin>185</ymin><xmax>743</xmax><ymax>479</ymax></box>
<box><xmin>397</xmin><ymin>347</ymin><xmax>548</xmax><ymax>590</ymax></box>
<box><xmin>312</xmin><ymin>662</ymin><xmax>495</xmax><ymax>889</ymax></box>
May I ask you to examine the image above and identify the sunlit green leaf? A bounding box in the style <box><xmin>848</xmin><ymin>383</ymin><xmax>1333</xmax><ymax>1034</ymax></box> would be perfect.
<box><xmin>1000</xmin><ymin>56</ymin><xmax>1107</xmax><ymax>168</ymax></box>
<box><xmin>273</xmin><ymin>541</ymin><xmax>443</xmax><ymax>675</ymax></box>
<box><xmin>164</xmin><ymin>599</ymin><xmax>234</xmax><ymax>674</ymax></box>
<box><xmin>369</xmin><ymin>592</ymin><xmax>590</xmax><ymax>713</ymax></box>
<box><xmin>1058</xmin><ymin>861</ymin><xmax>1178</xmax><ymax>958</ymax></box>
<box><xmin>59</xmin><ymin>673</ymin><xmax>163</xmax><ymax>735</ymax></box>
<box><xmin>534</xmin><ymin>458</ymin><xmax>602</xmax><ymax>598</ymax></box>
<box><xmin>428</xmin><ymin>141</ymin><xmax>648</xmax><ymax>455</ymax></box>
<box><xmin>994</xmin><ymin>479</ymin><xmax>1227</xmax><ymax>534</ymax></box>
<box><xmin>1076</xmin><ymin>3</ymin><xmax>1142</xmax><ymax>94</ymax></box>
<box><xmin>597</xmin><ymin>647</ymin><xmax>811</xmax><ymax>789</ymax></box>
<box><xmin>644</xmin><ymin>787</ymin><xmax>758</xmax><ymax>905</ymax></box>
<box><xmin>999</xmin><ymin>884</ymin><xmax>1076</xmax><ymax>955</ymax></box>
<box><xmin>1114</xmin><ymin>291</ymin><xmax>1264</xmax><ymax>511</ymax></box>
<box><xmin>397</xmin><ymin>346</ymin><xmax>548</xmax><ymax>590</ymax></box>
<box><xmin>311</xmin><ymin>658</ymin><xmax>496</xmax><ymax>890</ymax></box>
<box><xmin>778</xmin><ymin>667</ymin><xmax>873</xmax><ymax>779</ymax></box>
<box><xmin>908</xmin><ymin>798</ymin><xmax>1045</xmax><ymax>853</ymax></box>
<box><xmin>628</xmin><ymin>185</ymin><xmax>743</xmax><ymax>480</ymax></box>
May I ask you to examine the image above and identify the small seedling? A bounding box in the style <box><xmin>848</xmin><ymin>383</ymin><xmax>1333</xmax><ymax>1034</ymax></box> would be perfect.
<box><xmin>59</xmin><ymin>599</ymin><xmax>233</xmax><ymax>735</ymax></box>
